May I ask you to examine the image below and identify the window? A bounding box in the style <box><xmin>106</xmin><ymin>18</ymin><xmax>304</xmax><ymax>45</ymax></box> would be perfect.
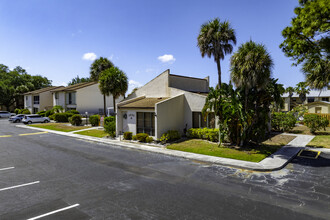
<box><xmin>315</xmin><ymin>107</ymin><xmax>322</xmax><ymax>114</ymax></box>
<box><xmin>322</xmin><ymin>97</ymin><xmax>329</xmax><ymax>102</ymax></box>
<box><xmin>33</xmin><ymin>108</ymin><xmax>39</xmax><ymax>114</ymax></box>
<box><xmin>33</xmin><ymin>96</ymin><xmax>39</xmax><ymax>104</ymax></box>
<box><xmin>55</xmin><ymin>92</ymin><xmax>59</xmax><ymax>99</ymax></box>
<box><xmin>137</xmin><ymin>112</ymin><xmax>155</xmax><ymax>136</ymax></box>
<box><xmin>308</xmin><ymin>97</ymin><xmax>315</xmax><ymax>103</ymax></box>
<box><xmin>192</xmin><ymin>112</ymin><xmax>215</xmax><ymax>128</ymax></box>
<box><xmin>26</xmin><ymin>96</ymin><xmax>28</xmax><ymax>101</ymax></box>
<box><xmin>66</xmin><ymin>92</ymin><xmax>76</xmax><ymax>105</ymax></box>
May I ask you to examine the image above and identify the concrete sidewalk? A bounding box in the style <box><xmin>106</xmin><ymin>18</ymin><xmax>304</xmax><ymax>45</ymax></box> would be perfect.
<box><xmin>16</xmin><ymin>125</ymin><xmax>318</xmax><ymax>171</ymax></box>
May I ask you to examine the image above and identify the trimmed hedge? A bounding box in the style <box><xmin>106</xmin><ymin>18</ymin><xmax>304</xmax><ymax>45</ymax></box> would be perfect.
<box><xmin>187</xmin><ymin>128</ymin><xmax>219</xmax><ymax>142</ymax></box>
<box><xmin>54</xmin><ymin>113</ymin><xmax>69</xmax><ymax>122</ymax></box>
<box><xmin>20</xmin><ymin>109</ymin><xmax>31</xmax><ymax>114</ymax></box>
<box><xmin>304</xmin><ymin>114</ymin><xmax>329</xmax><ymax>134</ymax></box>
<box><xmin>66</xmin><ymin>110</ymin><xmax>80</xmax><ymax>114</ymax></box>
<box><xmin>37</xmin><ymin>110</ymin><xmax>46</xmax><ymax>117</ymax></box>
<box><xmin>136</xmin><ymin>133</ymin><xmax>149</xmax><ymax>143</ymax></box>
<box><xmin>104</xmin><ymin>121</ymin><xmax>116</xmax><ymax>138</ymax></box>
<box><xmin>123</xmin><ymin>132</ymin><xmax>133</xmax><ymax>140</ymax></box>
<box><xmin>89</xmin><ymin>115</ymin><xmax>100</xmax><ymax>126</ymax></box>
<box><xmin>70</xmin><ymin>114</ymin><xmax>82</xmax><ymax>126</ymax></box>
<box><xmin>132</xmin><ymin>135</ymin><xmax>137</xmax><ymax>141</ymax></box>
<box><xmin>146</xmin><ymin>136</ymin><xmax>154</xmax><ymax>143</ymax></box>
<box><xmin>271</xmin><ymin>112</ymin><xmax>296</xmax><ymax>132</ymax></box>
<box><xmin>45</xmin><ymin>110</ymin><xmax>54</xmax><ymax>117</ymax></box>
<box><xmin>104</xmin><ymin>116</ymin><xmax>115</xmax><ymax>125</ymax></box>
<box><xmin>160</xmin><ymin>130</ymin><xmax>181</xmax><ymax>143</ymax></box>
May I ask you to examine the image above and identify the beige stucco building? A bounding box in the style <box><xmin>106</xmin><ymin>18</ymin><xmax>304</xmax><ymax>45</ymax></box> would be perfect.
<box><xmin>116</xmin><ymin>69</ymin><xmax>216</xmax><ymax>139</ymax></box>
<box><xmin>24</xmin><ymin>86</ymin><xmax>63</xmax><ymax>113</ymax></box>
<box><xmin>50</xmin><ymin>82</ymin><xmax>123</xmax><ymax>115</ymax></box>
<box><xmin>282</xmin><ymin>90</ymin><xmax>330</xmax><ymax>113</ymax></box>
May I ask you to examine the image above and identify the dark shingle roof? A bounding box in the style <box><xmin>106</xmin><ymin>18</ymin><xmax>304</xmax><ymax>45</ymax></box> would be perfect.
<box><xmin>50</xmin><ymin>81</ymin><xmax>97</xmax><ymax>92</ymax></box>
<box><xmin>24</xmin><ymin>86</ymin><xmax>64</xmax><ymax>95</ymax></box>
<box><xmin>118</xmin><ymin>97</ymin><xmax>168</xmax><ymax>109</ymax></box>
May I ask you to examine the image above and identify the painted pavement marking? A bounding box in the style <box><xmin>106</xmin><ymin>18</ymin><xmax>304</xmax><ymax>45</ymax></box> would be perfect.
<box><xmin>27</xmin><ymin>204</ymin><xmax>80</xmax><ymax>220</ymax></box>
<box><xmin>0</xmin><ymin>181</ymin><xmax>40</xmax><ymax>192</ymax></box>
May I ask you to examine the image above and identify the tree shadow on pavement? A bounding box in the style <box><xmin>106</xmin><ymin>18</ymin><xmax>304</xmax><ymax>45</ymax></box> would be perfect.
<box><xmin>290</xmin><ymin>152</ymin><xmax>330</xmax><ymax>167</ymax></box>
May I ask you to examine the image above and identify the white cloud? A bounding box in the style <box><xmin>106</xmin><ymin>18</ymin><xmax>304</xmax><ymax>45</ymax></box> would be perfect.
<box><xmin>127</xmin><ymin>79</ymin><xmax>143</xmax><ymax>95</ymax></box>
<box><xmin>108</xmin><ymin>54</ymin><xmax>114</xmax><ymax>60</ymax></box>
<box><xmin>157</xmin><ymin>54</ymin><xmax>176</xmax><ymax>63</ymax></box>
<box><xmin>145</xmin><ymin>68</ymin><xmax>154</xmax><ymax>73</ymax></box>
<box><xmin>82</xmin><ymin>52</ymin><xmax>97</xmax><ymax>61</ymax></box>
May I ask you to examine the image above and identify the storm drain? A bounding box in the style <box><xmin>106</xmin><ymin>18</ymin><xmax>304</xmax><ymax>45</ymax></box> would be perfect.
<box><xmin>297</xmin><ymin>149</ymin><xmax>321</xmax><ymax>159</ymax></box>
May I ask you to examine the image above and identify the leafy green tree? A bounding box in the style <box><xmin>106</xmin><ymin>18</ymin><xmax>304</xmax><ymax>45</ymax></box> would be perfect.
<box><xmin>230</xmin><ymin>41</ymin><xmax>273</xmax><ymax>110</ymax></box>
<box><xmin>280</xmin><ymin>0</ymin><xmax>329</xmax><ymax>89</ymax></box>
<box><xmin>197</xmin><ymin>18</ymin><xmax>236</xmax><ymax>88</ymax></box>
<box><xmin>99</xmin><ymin>67</ymin><xmax>128</xmax><ymax>114</ymax></box>
<box><xmin>68</xmin><ymin>75</ymin><xmax>92</xmax><ymax>85</ymax></box>
<box><xmin>90</xmin><ymin>57</ymin><xmax>114</xmax><ymax>81</ymax></box>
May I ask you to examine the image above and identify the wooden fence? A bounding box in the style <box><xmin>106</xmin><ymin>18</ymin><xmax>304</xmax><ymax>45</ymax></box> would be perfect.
<box><xmin>305</xmin><ymin>113</ymin><xmax>330</xmax><ymax>126</ymax></box>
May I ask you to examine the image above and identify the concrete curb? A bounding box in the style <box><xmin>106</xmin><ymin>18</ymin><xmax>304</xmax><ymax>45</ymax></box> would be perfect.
<box><xmin>16</xmin><ymin>125</ymin><xmax>316</xmax><ymax>171</ymax></box>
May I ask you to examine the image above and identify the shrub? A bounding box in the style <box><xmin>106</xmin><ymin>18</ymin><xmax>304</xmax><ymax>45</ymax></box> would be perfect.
<box><xmin>160</xmin><ymin>130</ymin><xmax>181</xmax><ymax>143</ymax></box>
<box><xmin>304</xmin><ymin>114</ymin><xmax>329</xmax><ymax>134</ymax></box>
<box><xmin>54</xmin><ymin>113</ymin><xmax>69</xmax><ymax>122</ymax></box>
<box><xmin>52</xmin><ymin>105</ymin><xmax>64</xmax><ymax>113</ymax></box>
<box><xmin>89</xmin><ymin>115</ymin><xmax>100</xmax><ymax>126</ymax></box>
<box><xmin>136</xmin><ymin>133</ymin><xmax>149</xmax><ymax>143</ymax></box>
<box><xmin>66</xmin><ymin>110</ymin><xmax>80</xmax><ymax>114</ymax></box>
<box><xmin>14</xmin><ymin>108</ymin><xmax>21</xmax><ymax>114</ymax></box>
<box><xmin>271</xmin><ymin>112</ymin><xmax>296</xmax><ymax>132</ymax></box>
<box><xmin>20</xmin><ymin>109</ymin><xmax>31</xmax><ymax>114</ymax></box>
<box><xmin>123</xmin><ymin>132</ymin><xmax>133</xmax><ymax>140</ymax></box>
<box><xmin>37</xmin><ymin>110</ymin><xmax>46</xmax><ymax>117</ymax></box>
<box><xmin>187</xmin><ymin>128</ymin><xmax>219</xmax><ymax>142</ymax></box>
<box><xmin>48</xmin><ymin>114</ymin><xmax>55</xmax><ymax>120</ymax></box>
<box><xmin>45</xmin><ymin>110</ymin><xmax>54</xmax><ymax>117</ymax></box>
<box><xmin>65</xmin><ymin>112</ymin><xmax>74</xmax><ymax>118</ymax></box>
<box><xmin>70</xmin><ymin>114</ymin><xmax>82</xmax><ymax>126</ymax></box>
<box><xmin>104</xmin><ymin>121</ymin><xmax>116</xmax><ymax>138</ymax></box>
<box><xmin>104</xmin><ymin>116</ymin><xmax>115</xmax><ymax>125</ymax></box>
<box><xmin>132</xmin><ymin>135</ymin><xmax>137</xmax><ymax>141</ymax></box>
<box><xmin>146</xmin><ymin>136</ymin><xmax>154</xmax><ymax>143</ymax></box>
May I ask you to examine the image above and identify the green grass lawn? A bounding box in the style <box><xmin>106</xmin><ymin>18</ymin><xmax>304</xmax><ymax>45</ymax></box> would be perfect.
<box><xmin>30</xmin><ymin>123</ymin><xmax>90</xmax><ymax>132</ymax></box>
<box><xmin>290</xmin><ymin>125</ymin><xmax>330</xmax><ymax>135</ymax></box>
<box><xmin>75</xmin><ymin>129</ymin><xmax>108</xmax><ymax>138</ymax></box>
<box><xmin>167</xmin><ymin>134</ymin><xmax>295</xmax><ymax>162</ymax></box>
<box><xmin>307</xmin><ymin>136</ymin><xmax>330</xmax><ymax>148</ymax></box>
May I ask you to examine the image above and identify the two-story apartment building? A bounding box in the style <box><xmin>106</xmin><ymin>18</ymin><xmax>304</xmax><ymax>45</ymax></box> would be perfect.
<box><xmin>282</xmin><ymin>89</ymin><xmax>330</xmax><ymax>113</ymax></box>
<box><xmin>116</xmin><ymin>69</ymin><xmax>216</xmax><ymax>139</ymax></box>
<box><xmin>50</xmin><ymin>81</ymin><xmax>123</xmax><ymax>114</ymax></box>
<box><xmin>24</xmin><ymin>86</ymin><xmax>63</xmax><ymax>113</ymax></box>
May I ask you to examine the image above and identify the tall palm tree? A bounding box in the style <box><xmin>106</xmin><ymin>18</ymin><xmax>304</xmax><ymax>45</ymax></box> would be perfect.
<box><xmin>230</xmin><ymin>40</ymin><xmax>273</xmax><ymax>110</ymax></box>
<box><xmin>295</xmin><ymin>81</ymin><xmax>310</xmax><ymax>103</ymax></box>
<box><xmin>197</xmin><ymin>18</ymin><xmax>236</xmax><ymax>88</ymax></box>
<box><xmin>90</xmin><ymin>57</ymin><xmax>114</xmax><ymax>115</ymax></box>
<box><xmin>285</xmin><ymin>86</ymin><xmax>295</xmax><ymax>110</ymax></box>
<box><xmin>99</xmin><ymin>67</ymin><xmax>128</xmax><ymax>113</ymax></box>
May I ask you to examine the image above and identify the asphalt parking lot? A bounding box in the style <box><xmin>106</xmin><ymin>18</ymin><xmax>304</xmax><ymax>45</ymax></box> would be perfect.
<box><xmin>0</xmin><ymin>119</ymin><xmax>329</xmax><ymax>219</ymax></box>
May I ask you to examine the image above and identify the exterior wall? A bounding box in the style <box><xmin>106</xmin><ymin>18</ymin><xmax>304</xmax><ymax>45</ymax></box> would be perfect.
<box><xmin>307</xmin><ymin>104</ymin><xmax>330</xmax><ymax>113</ymax></box>
<box><xmin>76</xmin><ymin>83</ymin><xmax>123</xmax><ymax>114</ymax></box>
<box><xmin>127</xmin><ymin>70</ymin><xmax>170</xmax><ymax>99</ymax></box>
<box><xmin>39</xmin><ymin>92</ymin><xmax>53</xmax><ymax>111</ymax></box>
<box><xmin>53</xmin><ymin>92</ymin><xmax>66</xmax><ymax>108</ymax></box>
<box><xmin>182</xmin><ymin>92</ymin><xmax>209</xmax><ymax>129</ymax></box>
<box><xmin>169</xmin><ymin>75</ymin><xmax>209</xmax><ymax>93</ymax></box>
<box><xmin>155</xmin><ymin>94</ymin><xmax>185</xmax><ymax>138</ymax></box>
<box><xmin>116</xmin><ymin>108</ymin><xmax>154</xmax><ymax>136</ymax></box>
<box><xmin>24</xmin><ymin>95</ymin><xmax>32</xmax><ymax>112</ymax></box>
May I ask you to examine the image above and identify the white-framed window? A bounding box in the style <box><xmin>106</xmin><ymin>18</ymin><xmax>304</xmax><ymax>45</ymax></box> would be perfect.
<box><xmin>192</xmin><ymin>112</ymin><xmax>215</xmax><ymax>128</ymax></box>
<box><xmin>137</xmin><ymin>112</ymin><xmax>155</xmax><ymax>136</ymax></box>
<box><xmin>33</xmin><ymin>96</ymin><xmax>40</xmax><ymax>104</ymax></box>
<box><xmin>66</xmin><ymin>92</ymin><xmax>76</xmax><ymax>105</ymax></box>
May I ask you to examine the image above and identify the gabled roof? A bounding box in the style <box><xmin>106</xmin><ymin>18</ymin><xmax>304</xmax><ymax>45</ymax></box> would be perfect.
<box><xmin>305</xmin><ymin>101</ymin><xmax>330</xmax><ymax>106</ymax></box>
<box><xmin>24</xmin><ymin>86</ymin><xmax>64</xmax><ymax>95</ymax></box>
<box><xmin>118</xmin><ymin>97</ymin><xmax>169</xmax><ymax>109</ymax></box>
<box><xmin>50</xmin><ymin>81</ymin><xmax>97</xmax><ymax>92</ymax></box>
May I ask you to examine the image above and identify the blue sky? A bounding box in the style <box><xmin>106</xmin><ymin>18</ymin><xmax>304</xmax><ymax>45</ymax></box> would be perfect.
<box><xmin>0</xmin><ymin>0</ymin><xmax>304</xmax><ymax>93</ymax></box>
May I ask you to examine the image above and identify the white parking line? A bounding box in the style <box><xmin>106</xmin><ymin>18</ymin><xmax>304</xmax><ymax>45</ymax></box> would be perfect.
<box><xmin>0</xmin><ymin>166</ymin><xmax>14</xmax><ymax>171</ymax></box>
<box><xmin>0</xmin><ymin>181</ymin><xmax>39</xmax><ymax>192</ymax></box>
<box><xmin>27</xmin><ymin>204</ymin><xmax>80</xmax><ymax>220</ymax></box>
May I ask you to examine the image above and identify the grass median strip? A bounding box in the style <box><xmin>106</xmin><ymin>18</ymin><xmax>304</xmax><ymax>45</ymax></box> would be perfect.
<box><xmin>75</xmin><ymin>129</ymin><xmax>108</xmax><ymax>138</ymax></box>
<box><xmin>29</xmin><ymin>123</ymin><xmax>91</xmax><ymax>132</ymax></box>
<box><xmin>307</xmin><ymin>135</ymin><xmax>330</xmax><ymax>149</ymax></box>
<box><xmin>167</xmin><ymin>134</ymin><xmax>295</xmax><ymax>162</ymax></box>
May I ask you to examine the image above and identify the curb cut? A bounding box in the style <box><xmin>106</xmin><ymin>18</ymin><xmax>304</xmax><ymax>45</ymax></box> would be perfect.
<box><xmin>16</xmin><ymin>125</ymin><xmax>314</xmax><ymax>171</ymax></box>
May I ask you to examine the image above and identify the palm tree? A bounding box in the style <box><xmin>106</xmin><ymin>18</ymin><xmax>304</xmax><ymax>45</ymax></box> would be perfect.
<box><xmin>285</xmin><ymin>86</ymin><xmax>295</xmax><ymax>110</ymax></box>
<box><xmin>303</xmin><ymin>57</ymin><xmax>330</xmax><ymax>90</ymax></box>
<box><xmin>295</xmin><ymin>82</ymin><xmax>310</xmax><ymax>103</ymax></box>
<box><xmin>197</xmin><ymin>18</ymin><xmax>236</xmax><ymax>88</ymax></box>
<box><xmin>90</xmin><ymin>57</ymin><xmax>114</xmax><ymax>115</ymax></box>
<box><xmin>99</xmin><ymin>67</ymin><xmax>128</xmax><ymax>113</ymax></box>
<box><xmin>230</xmin><ymin>40</ymin><xmax>273</xmax><ymax>110</ymax></box>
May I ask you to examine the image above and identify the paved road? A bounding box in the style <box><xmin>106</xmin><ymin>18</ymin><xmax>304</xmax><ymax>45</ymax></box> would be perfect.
<box><xmin>0</xmin><ymin>119</ymin><xmax>329</xmax><ymax>219</ymax></box>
